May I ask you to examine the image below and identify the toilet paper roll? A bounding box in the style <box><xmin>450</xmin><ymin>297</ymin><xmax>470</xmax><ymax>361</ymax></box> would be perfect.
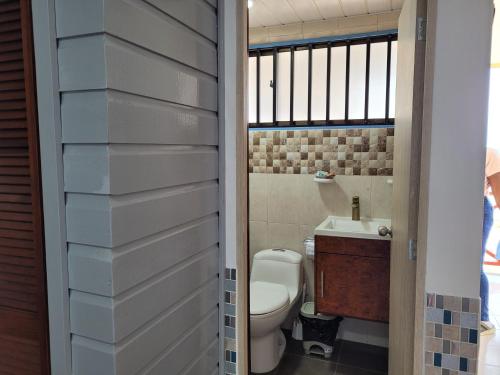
<box><xmin>304</xmin><ymin>238</ymin><xmax>315</xmax><ymax>259</ymax></box>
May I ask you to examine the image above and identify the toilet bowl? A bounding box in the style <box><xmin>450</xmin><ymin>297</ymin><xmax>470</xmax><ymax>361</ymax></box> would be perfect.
<box><xmin>250</xmin><ymin>249</ymin><xmax>303</xmax><ymax>374</ymax></box>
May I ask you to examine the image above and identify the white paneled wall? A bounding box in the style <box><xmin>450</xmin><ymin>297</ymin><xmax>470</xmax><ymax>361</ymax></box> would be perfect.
<box><xmin>56</xmin><ymin>0</ymin><xmax>220</xmax><ymax>373</ymax></box>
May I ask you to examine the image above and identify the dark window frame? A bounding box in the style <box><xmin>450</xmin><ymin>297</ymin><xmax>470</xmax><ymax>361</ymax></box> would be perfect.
<box><xmin>248</xmin><ymin>32</ymin><xmax>398</xmax><ymax>129</ymax></box>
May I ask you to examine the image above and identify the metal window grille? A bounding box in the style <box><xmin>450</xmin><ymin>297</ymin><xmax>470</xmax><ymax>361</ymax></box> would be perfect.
<box><xmin>248</xmin><ymin>32</ymin><xmax>398</xmax><ymax>128</ymax></box>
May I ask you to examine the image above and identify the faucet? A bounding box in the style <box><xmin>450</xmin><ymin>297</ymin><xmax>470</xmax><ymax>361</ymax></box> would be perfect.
<box><xmin>352</xmin><ymin>196</ymin><xmax>360</xmax><ymax>221</ymax></box>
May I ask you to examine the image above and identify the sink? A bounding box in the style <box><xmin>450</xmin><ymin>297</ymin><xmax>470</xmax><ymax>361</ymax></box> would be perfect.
<box><xmin>314</xmin><ymin>216</ymin><xmax>392</xmax><ymax>240</ymax></box>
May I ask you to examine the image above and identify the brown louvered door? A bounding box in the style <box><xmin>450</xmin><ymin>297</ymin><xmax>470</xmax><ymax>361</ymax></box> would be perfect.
<box><xmin>0</xmin><ymin>1</ymin><xmax>50</xmax><ymax>374</ymax></box>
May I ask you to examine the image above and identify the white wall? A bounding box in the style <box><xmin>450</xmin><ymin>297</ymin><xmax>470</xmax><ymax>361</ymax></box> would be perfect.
<box><xmin>488</xmin><ymin>68</ymin><xmax>500</xmax><ymax>149</ymax></box>
<box><xmin>421</xmin><ymin>0</ymin><xmax>493</xmax><ymax>298</ymax></box>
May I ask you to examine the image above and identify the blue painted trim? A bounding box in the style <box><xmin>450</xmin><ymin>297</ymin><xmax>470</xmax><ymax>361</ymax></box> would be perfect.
<box><xmin>249</xmin><ymin>30</ymin><xmax>398</xmax><ymax>50</ymax></box>
<box><xmin>248</xmin><ymin>124</ymin><xmax>395</xmax><ymax>132</ymax></box>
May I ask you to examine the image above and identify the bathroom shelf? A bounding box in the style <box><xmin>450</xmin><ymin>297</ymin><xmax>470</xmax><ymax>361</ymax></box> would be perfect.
<box><xmin>314</xmin><ymin>177</ymin><xmax>334</xmax><ymax>184</ymax></box>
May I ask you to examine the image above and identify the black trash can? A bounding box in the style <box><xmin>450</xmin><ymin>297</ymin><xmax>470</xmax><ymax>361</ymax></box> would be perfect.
<box><xmin>299</xmin><ymin>302</ymin><xmax>343</xmax><ymax>358</ymax></box>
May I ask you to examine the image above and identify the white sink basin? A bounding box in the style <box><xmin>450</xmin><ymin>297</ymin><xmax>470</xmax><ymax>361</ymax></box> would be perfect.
<box><xmin>314</xmin><ymin>216</ymin><xmax>392</xmax><ymax>240</ymax></box>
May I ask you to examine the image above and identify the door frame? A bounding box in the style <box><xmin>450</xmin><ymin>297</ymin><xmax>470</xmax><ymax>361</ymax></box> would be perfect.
<box><xmin>31</xmin><ymin>0</ymin><xmax>72</xmax><ymax>373</ymax></box>
<box><xmin>219</xmin><ymin>0</ymin><xmax>249</xmax><ymax>374</ymax></box>
<box><xmin>231</xmin><ymin>3</ymin><xmax>432</xmax><ymax>375</ymax></box>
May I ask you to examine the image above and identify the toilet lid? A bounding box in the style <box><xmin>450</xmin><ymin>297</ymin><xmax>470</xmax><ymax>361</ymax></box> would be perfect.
<box><xmin>250</xmin><ymin>281</ymin><xmax>289</xmax><ymax>315</ymax></box>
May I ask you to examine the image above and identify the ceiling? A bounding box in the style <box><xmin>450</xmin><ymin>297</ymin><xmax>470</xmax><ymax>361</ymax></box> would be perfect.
<box><xmin>249</xmin><ymin>0</ymin><xmax>405</xmax><ymax>28</ymax></box>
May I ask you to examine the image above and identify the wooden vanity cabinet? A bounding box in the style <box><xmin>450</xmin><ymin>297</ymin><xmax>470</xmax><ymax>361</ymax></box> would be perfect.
<box><xmin>314</xmin><ymin>235</ymin><xmax>390</xmax><ymax>322</ymax></box>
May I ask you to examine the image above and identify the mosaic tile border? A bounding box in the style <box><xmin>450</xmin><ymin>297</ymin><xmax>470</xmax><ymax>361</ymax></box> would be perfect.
<box><xmin>425</xmin><ymin>292</ymin><xmax>480</xmax><ymax>375</ymax></box>
<box><xmin>224</xmin><ymin>268</ymin><xmax>237</xmax><ymax>375</ymax></box>
<box><xmin>248</xmin><ymin>127</ymin><xmax>394</xmax><ymax>176</ymax></box>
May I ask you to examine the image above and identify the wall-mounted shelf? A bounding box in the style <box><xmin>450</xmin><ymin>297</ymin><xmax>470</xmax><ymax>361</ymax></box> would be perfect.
<box><xmin>314</xmin><ymin>177</ymin><xmax>335</xmax><ymax>184</ymax></box>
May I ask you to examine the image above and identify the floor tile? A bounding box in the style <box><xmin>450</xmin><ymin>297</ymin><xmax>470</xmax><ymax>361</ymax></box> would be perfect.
<box><xmin>335</xmin><ymin>364</ymin><xmax>387</xmax><ymax>375</ymax></box>
<box><xmin>274</xmin><ymin>353</ymin><xmax>336</xmax><ymax>375</ymax></box>
<box><xmin>283</xmin><ymin>329</ymin><xmax>341</xmax><ymax>362</ymax></box>
<box><xmin>338</xmin><ymin>340</ymin><xmax>388</xmax><ymax>373</ymax></box>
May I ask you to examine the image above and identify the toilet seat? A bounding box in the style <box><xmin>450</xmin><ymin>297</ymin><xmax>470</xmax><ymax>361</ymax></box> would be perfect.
<box><xmin>250</xmin><ymin>281</ymin><xmax>289</xmax><ymax>315</ymax></box>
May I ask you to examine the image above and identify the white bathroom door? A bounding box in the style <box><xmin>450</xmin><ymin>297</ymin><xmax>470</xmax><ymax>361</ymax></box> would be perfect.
<box><xmin>389</xmin><ymin>0</ymin><xmax>427</xmax><ymax>373</ymax></box>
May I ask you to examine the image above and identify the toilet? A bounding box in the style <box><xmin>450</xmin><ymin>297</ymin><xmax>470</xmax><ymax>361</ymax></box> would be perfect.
<box><xmin>250</xmin><ymin>249</ymin><xmax>303</xmax><ymax>374</ymax></box>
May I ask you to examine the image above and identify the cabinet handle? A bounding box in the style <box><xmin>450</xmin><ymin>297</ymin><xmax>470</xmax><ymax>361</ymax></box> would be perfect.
<box><xmin>320</xmin><ymin>271</ymin><xmax>324</xmax><ymax>298</ymax></box>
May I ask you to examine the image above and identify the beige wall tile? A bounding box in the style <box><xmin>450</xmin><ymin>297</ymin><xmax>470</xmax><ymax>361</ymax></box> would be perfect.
<box><xmin>249</xmin><ymin>27</ymin><xmax>269</xmax><ymax>45</ymax></box>
<box><xmin>269</xmin><ymin>34</ymin><xmax>303</xmax><ymax>43</ymax></box>
<box><xmin>337</xmin><ymin>14</ymin><xmax>378</xmax><ymax>30</ymax></box>
<box><xmin>268</xmin><ymin>174</ymin><xmax>302</xmax><ymax>224</ymax></box>
<box><xmin>370</xmin><ymin>177</ymin><xmax>393</xmax><ymax>219</ymax></box>
<box><xmin>331</xmin><ymin>176</ymin><xmax>373</xmax><ymax>218</ymax></box>
<box><xmin>302</xmin><ymin>19</ymin><xmax>339</xmax><ymax>38</ymax></box>
<box><xmin>298</xmin><ymin>174</ymin><xmax>334</xmax><ymax>226</ymax></box>
<box><xmin>334</xmin><ymin>25</ymin><xmax>379</xmax><ymax>36</ymax></box>
<box><xmin>377</xmin><ymin>11</ymin><xmax>400</xmax><ymax>27</ymax></box>
<box><xmin>249</xmin><ymin>220</ymin><xmax>268</xmax><ymax>267</ymax></box>
<box><xmin>249</xmin><ymin>173</ymin><xmax>268</xmax><ymax>221</ymax></box>
<box><xmin>268</xmin><ymin>222</ymin><xmax>301</xmax><ymax>252</ymax></box>
<box><xmin>267</xmin><ymin>23</ymin><xmax>303</xmax><ymax>38</ymax></box>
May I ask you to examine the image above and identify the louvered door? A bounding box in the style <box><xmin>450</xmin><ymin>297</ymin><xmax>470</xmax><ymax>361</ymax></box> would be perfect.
<box><xmin>0</xmin><ymin>1</ymin><xmax>50</xmax><ymax>374</ymax></box>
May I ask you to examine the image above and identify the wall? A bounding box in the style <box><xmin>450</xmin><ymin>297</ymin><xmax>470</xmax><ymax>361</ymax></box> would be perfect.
<box><xmin>248</xmin><ymin>16</ymin><xmax>399</xmax><ymax>348</ymax></box>
<box><xmin>249</xmin><ymin>11</ymin><xmax>400</xmax><ymax>45</ymax></box>
<box><xmin>421</xmin><ymin>0</ymin><xmax>492</xmax><ymax>301</ymax></box>
<box><xmin>249</xmin><ymin>128</ymin><xmax>394</xmax><ymax>176</ymax></box>
<box><xmin>221</xmin><ymin>1</ymin><xmax>249</xmax><ymax>374</ymax></box>
<box><xmin>417</xmin><ymin>0</ymin><xmax>493</xmax><ymax>374</ymax></box>
<box><xmin>249</xmin><ymin>172</ymin><xmax>392</xmax><ymax>346</ymax></box>
<box><xmin>54</xmin><ymin>0</ymin><xmax>220</xmax><ymax>374</ymax></box>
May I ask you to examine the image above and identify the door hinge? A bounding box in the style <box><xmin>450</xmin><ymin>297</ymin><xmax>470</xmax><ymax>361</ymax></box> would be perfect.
<box><xmin>408</xmin><ymin>239</ymin><xmax>417</xmax><ymax>261</ymax></box>
<box><xmin>417</xmin><ymin>17</ymin><xmax>427</xmax><ymax>41</ymax></box>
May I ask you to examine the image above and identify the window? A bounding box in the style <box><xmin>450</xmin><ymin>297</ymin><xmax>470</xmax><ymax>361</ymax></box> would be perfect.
<box><xmin>248</xmin><ymin>33</ymin><xmax>398</xmax><ymax>128</ymax></box>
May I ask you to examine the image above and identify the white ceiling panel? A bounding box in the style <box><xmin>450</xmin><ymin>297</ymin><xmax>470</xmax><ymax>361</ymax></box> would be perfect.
<box><xmin>367</xmin><ymin>0</ymin><xmax>392</xmax><ymax>14</ymax></box>
<box><xmin>249</xmin><ymin>1</ymin><xmax>282</xmax><ymax>27</ymax></box>
<box><xmin>286</xmin><ymin>0</ymin><xmax>323</xmax><ymax>22</ymax></box>
<box><xmin>339</xmin><ymin>0</ymin><xmax>368</xmax><ymax>17</ymax></box>
<box><xmin>259</xmin><ymin>0</ymin><xmax>302</xmax><ymax>25</ymax></box>
<box><xmin>249</xmin><ymin>0</ymin><xmax>404</xmax><ymax>28</ymax></box>
<box><xmin>313</xmin><ymin>0</ymin><xmax>345</xmax><ymax>19</ymax></box>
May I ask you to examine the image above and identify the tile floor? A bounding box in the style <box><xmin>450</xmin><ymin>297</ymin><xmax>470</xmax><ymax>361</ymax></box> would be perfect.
<box><xmin>254</xmin><ymin>330</ymin><xmax>388</xmax><ymax>375</ymax></box>
<box><xmin>479</xmin><ymin>273</ymin><xmax>500</xmax><ymax>375</ymax></box>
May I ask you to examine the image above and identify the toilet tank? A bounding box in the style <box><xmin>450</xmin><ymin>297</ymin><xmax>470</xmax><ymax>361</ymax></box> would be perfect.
<box><xmin>251</xmin><ymin>249</ymin><xmax>303</xmax><ymax>301</ymax></box>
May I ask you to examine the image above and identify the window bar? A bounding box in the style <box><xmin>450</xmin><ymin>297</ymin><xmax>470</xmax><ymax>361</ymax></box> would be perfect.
<box><xmin>273</xmin><ymin>48</ymin><xmax>277</xmax><ymax>124</ymax></box>
<box><xmin>257</xmin><ymin>50</ymin><xmax>261</xmax><ymax>125</ymax></box>
<box><xmin>345</xmin><ymin>43</ymin><xmax>351</xmax><ymax>122</ymax></box>
<box><xmin>385</xmin><ymin>39</ymin><xmax>392</xmax><ymax>121</ymax></box>
<box><xmin>326</xmin><ymin>42</ymin><xmax>332</xmax><ymax>122</ymax></box>
<box><xmin>307</xmin><ymin>44</ymin><xmax>313</xmax><ymax>123</ymax></box>
<box><xmin>290</xmin><ymin>46</ymin><xmax>295</xmax><ymax>124</ymax></box>
<box><xmin>364</xmin><ymin>40</ymin><xmax>371</xmax><ymax>123</ymax></box>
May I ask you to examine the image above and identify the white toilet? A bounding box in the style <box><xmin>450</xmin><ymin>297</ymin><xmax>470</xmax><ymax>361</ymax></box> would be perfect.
<box><xmin>250</xmin><ymin>249</ymin><xmax>303</xmax><ymax>374</ymax></box>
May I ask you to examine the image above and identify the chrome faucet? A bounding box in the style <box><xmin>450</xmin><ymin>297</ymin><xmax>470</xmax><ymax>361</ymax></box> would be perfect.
<box><xmin>352</xmin><ymin>196</ymin><xmax>360</xmax><ymax>221</ymax></box>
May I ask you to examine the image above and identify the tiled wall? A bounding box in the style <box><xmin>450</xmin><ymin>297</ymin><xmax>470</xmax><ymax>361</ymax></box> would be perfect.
<box><xmin>249</xmin><ymin>173</ymin><xmax>393</xmax><ymax>347</ymax></box>
<box><xmin>249</xmin><ymin>11</ymin><xmax>400</xmax><ymax>45</ymax></box>
<box><xmin>249</xmin><ymin>173</ymin><xmax>392</xmax><ymax>300</ymax></box>
<box><xmin>249</xmin><ymin>128</ymin><xmax>394</xmax><ymax>176</ymax></box>
<box><xmin>224</xmin><ymin>268</ymin><xmax>237</xmax><ymax>375</ymax></box>
<box><xmin>425</xmin><ymin>293</ymin><xmax>480</xmax><ymax>375</ymax></box>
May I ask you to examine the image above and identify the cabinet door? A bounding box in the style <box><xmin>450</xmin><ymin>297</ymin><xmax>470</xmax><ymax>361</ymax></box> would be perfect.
<box><xmin>315</xmin><ymin>253</ymin><xmax>389</xmax><ymax>322</ymax></box>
